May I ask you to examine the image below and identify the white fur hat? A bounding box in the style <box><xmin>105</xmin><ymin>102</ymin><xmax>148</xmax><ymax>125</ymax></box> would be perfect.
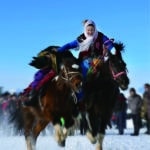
<box><xmin>84</xmin><ymin>20</ymin><xmax>96</xmax><ymax>29</ymax></box>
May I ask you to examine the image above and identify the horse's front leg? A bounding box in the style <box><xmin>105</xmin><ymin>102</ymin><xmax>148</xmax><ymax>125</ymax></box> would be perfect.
<box><xmin>25</xmin><ymin>135</ymin><xmax>36</xmax><ymax>150</ymax></box>
<box><xmin>96</xmin><ymin>133</ymin><xmax>104</xmax><ymax>150</ymax></box>
<box><xmin>24</xmin><ymin>114</ymin><xmax>37</xmax><ymax>150</ymax></box>
<box><xmin>25</xmin><ymin>119</ymin><xmax>49</xmax><ymax>150</ymax></box>
<box><xmin>86</xmin><ymin>130</ymin><xmax>97</xmax><ymax>144</ymax></box>
<box><xmin>85</xmin><ymin>113</ymin><xmax>97</xmax><ymax>144</ymax></box>
<box><xmin>54</xmin><ymin>124</ymin><xmax>68</xmax><ymax>147</ymax></box>
<box><xmin>95</xmin><ymin>119</ymin><xmax>106</xmax><ymax>150</ymax></box>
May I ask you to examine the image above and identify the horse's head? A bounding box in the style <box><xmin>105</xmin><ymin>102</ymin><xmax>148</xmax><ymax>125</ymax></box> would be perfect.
<box><xmin>60</xmin><ymin>57</ymin><xmax>83</xmax><ymax>93</ymax></box>
<box><xmin>108</xmin><ymin>42</ymin><xmax>129</xmax><ymax>90</ymax></box>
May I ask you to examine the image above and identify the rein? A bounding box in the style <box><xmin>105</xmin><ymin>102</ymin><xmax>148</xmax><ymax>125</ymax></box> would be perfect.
<box><xmin>61</xmin><ymin>71</ymin><xmax>82</xmax><ymax>81</ymax></box>
<box><xmin>59</xmin><ymin>66</ymin><xmax>82</xmax><ymax>104</ymax></box>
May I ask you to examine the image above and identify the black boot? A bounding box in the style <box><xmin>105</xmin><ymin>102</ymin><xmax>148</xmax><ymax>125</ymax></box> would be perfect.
<box><xmin>24</xmin><ymin>89</ymin><xmax>38</xmax><ymax>106</ymax></box>
<box><xmin>130</xmin><ymin>131</ymin><xmax>139</xmax><ymax>136</ymax></box>
<box><xmin>146</xmin><ymin>120</ymin><xmax>150</xmax><ymax>135</ymax></box>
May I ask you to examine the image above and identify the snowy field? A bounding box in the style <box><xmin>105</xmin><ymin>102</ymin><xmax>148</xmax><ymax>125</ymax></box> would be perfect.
<box><xmin>0</xmin><ymin>120</ymin><xmax>150</xmax><ymax>150</ymax></box>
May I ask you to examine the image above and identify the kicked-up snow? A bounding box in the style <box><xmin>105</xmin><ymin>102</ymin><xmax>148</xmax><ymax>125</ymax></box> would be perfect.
<box><xmin>0</xmin><ymin>120</ymin><xmax>150</xmax><ymax>150</ymax></box>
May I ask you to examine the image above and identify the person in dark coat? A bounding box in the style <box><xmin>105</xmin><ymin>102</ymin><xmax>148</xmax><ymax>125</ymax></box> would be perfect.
<box><xmin>143</xmin><ymin>83</ymin><xmax>150</xmax><ymax>134</ymax></box>
<box><xmin>114</xmin><ymin>93</ymin><xmax>127</xmax><ymax>135</ymax></box>
<box><xmin>127</xmin><ymin>88</ymin><xmax>142</xmax><ymax>136</ymax></box>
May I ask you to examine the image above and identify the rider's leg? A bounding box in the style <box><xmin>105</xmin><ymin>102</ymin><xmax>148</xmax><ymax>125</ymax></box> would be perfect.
<box><xmin>24</xmin><ymin>88</ymin><xmax>38</xmax><ymax>106</ymax></box>
<box><xmin>80</xmin><ymin>59</ymin><xmax>91</xmax><ymax>79</ymax></box>
<box><xmin>75</xmin><ymin>59</ymin><xmax>91</xmax><ymax>102</ymax></box>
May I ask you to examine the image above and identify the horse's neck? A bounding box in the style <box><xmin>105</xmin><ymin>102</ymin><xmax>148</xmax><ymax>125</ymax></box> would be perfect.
<box><xmin>99</xmin><ymin>62</ymin><xmax>112</xmax><ymax>80</ymax></box>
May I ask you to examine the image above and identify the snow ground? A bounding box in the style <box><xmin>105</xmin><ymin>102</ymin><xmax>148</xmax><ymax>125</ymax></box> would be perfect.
<box><xmin>0</xmin><ymin>120</ymin><xmax>150</xmax><ymax>150</ymax></box>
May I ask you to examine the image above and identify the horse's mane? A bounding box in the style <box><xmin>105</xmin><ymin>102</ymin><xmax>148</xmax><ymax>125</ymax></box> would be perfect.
<box><xmin>113</xmin><ymin>42</ymin><xmax>125</xmax><ymax>52</ymax></box>
<box><xmin>29</xmin><ymin>46</ymin><xmax>76</xmax><ymax>71</ymax></box>
<box><xmin>113</xmin><ymin>42</ymin><xmax>125</xmax><ymax>61</ymax></box>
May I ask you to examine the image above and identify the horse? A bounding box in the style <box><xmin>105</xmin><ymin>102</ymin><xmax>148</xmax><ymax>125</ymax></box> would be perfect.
<box><xmin>9</xmin><ymin>47</ymin><xmax>83</xmax><ymax>150</ymax></box>
<box><xmin>82</xmin><ymin>42</ymin><xmax>130</xmax><ymax>150</ymax></box>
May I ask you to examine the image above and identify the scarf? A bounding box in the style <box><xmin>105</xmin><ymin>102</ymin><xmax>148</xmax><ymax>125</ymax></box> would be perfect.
<box><xmin>79</xmin><ymin>20</ymin><xmax>98</xmax><ymax>52</ymax></box>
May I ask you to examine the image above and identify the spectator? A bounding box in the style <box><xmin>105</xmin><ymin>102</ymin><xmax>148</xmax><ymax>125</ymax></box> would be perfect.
<box><xmin>143</xmin><ymin>83</ymin><xmax>150</xmax><ymax>134</ymax></box>
<box><xmin>127</xmin><ymin>88</ymin><xmax>142</xmax><ymax>136</ymax></box>
<box><xmin>114</xmin><ymin>93</ymin><xmax>127</xmax><ymax>135</ymax></box>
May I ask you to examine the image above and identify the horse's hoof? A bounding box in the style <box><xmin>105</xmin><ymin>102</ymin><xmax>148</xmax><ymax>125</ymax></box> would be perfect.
<box><xmin>96</xmin><ymin>143</ymin><xmax>102</xmax><ymax>150</ymax></box>
<box><xmin>58</xmin><ymin>140</ymin><xmax>65</xmax><ymax>147</ymax></box>
<box><xmin>86</xmin><ymin>131</ymin><xmax>97</xmax><ymax>144</ymax></box>
<box><xmin>91</xmin><ymin>139</ymin><xmax>97</xmax><ymax>144</ymax></box>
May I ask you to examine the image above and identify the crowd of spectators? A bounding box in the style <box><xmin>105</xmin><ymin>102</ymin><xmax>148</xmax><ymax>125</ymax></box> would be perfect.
<box><xmin>0</xmin><ymin>83</ymin><xmax>150</xmax><ymax>136</ymax></box>
<box><xmin>112</xmin><ymin>83</ymin><xmax>150</xmax><ymax>136</ymax></box>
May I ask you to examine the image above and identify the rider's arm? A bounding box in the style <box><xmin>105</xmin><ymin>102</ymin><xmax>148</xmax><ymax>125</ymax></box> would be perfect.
<box><xmin>57</xmin><ymin>40</ymin><xmax>79</xmax><ymax>52</ymax></box>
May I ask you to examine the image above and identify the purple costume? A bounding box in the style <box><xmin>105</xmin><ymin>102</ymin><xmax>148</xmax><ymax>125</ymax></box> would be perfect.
<box><xmin>31</xmin><ymin>68</ymin><xmax>51</xmax><ymax>89</ymax></box>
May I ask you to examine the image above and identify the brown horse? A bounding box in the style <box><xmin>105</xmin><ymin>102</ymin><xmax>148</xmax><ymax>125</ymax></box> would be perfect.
<box><xmin>10</xmin><ymin>51</ymin><xmax>82</xmax><ymax>150</ymax></box>
<box><xmin>82</xmin><ymin>42</ymin><xmax>130</xmax><ymax>150</ymax></box>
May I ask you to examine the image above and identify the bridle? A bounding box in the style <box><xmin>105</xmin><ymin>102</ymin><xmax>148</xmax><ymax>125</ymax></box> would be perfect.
<box><xmin>109</xmin><ymin>61</ymin><xmax>127</xmax><ymax>80</ymax></box>
<box><xmin>86</xmin><ymin>53</ymin><xmax>127</xmax><ymax>81</ymax></box>
<box><xmin>60</xmin><ymin>65</ymin><xmax>82</xmax><ymax>82</ymax></box>
<box><xmin>111</xmin><ymin>69</ymin><xmax>126</xmax><ymax>80</ymax></box>
<box><xmin>60</xmin><ymin>65</ymin><xmax>82</xmax><ymax>104</ymax></box>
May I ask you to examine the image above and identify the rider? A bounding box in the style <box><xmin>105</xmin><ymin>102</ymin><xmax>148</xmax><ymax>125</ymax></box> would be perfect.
<box><xmin>24</xmin><ymin>19</ymin><xmax>115</xmax><ymax>105</ymax></box>
<box><xmin>23</xmin><ymin>54</ymin><xmax>55</xmax><ymax>106</ymax></box>
<box><xmin>57</xmin><ymin>19</ymin><xmax>115</xmax><ymax>77</ymax></box>
<box><xmin>56</xmin><ymin>19</ymin><xmax>116</xmax><ymax>100</ymax></box>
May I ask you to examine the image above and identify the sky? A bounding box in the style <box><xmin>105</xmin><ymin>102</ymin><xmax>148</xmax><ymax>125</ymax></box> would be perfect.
<box><xmin>0</xmin><ymin>0</ymin><xmax>150</xmax><ymax>94</ymax></box>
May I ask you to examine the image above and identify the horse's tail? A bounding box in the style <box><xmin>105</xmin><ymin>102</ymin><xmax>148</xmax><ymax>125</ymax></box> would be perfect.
<box><xmin>9</xmin><ymin>101</ymin><xmax>24</xmax><ymax>133</ymax></box>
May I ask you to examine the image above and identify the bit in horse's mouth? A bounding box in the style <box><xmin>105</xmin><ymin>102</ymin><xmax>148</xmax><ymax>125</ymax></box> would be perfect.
<box><xmin>120</xmin><ymin>84</ymin><xmax>128</xmax><ymax>91</ymax></box>
<box><xmin>74</xmin><ymin>82</ymin><xmax>83</xmax><ymax>93</ymax></box>
<box><xmin>76</xmin><ymin>88</ymin><xmax>82</xmax><ymax>93</ymax></box>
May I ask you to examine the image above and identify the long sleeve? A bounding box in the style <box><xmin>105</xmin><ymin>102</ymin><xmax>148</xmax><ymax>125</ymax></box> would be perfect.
<box><xmin>137</xmin><ymin>95</ymin><xmax>142</xmax><ymax>109</ymax></box>
<box><xmin>102</xmin><ymin>35</ymin><xmax>114</xmax><ymax>51</ymax></box>
<box><xmin>57</xmin><ymin>40</ymin><xmax>79</xmax><ymax>52</ymax></box>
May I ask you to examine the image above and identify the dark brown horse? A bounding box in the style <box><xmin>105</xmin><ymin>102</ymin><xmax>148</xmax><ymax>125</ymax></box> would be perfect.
<box><xmin>10</xmin><ymin>49</ymin><xmax>82</xmax><ymax>150</ymax></box>
<box><xmin>82</xmin><ymin>42</ymin><xmax>130</xmax><ymax>150</ymax></box>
